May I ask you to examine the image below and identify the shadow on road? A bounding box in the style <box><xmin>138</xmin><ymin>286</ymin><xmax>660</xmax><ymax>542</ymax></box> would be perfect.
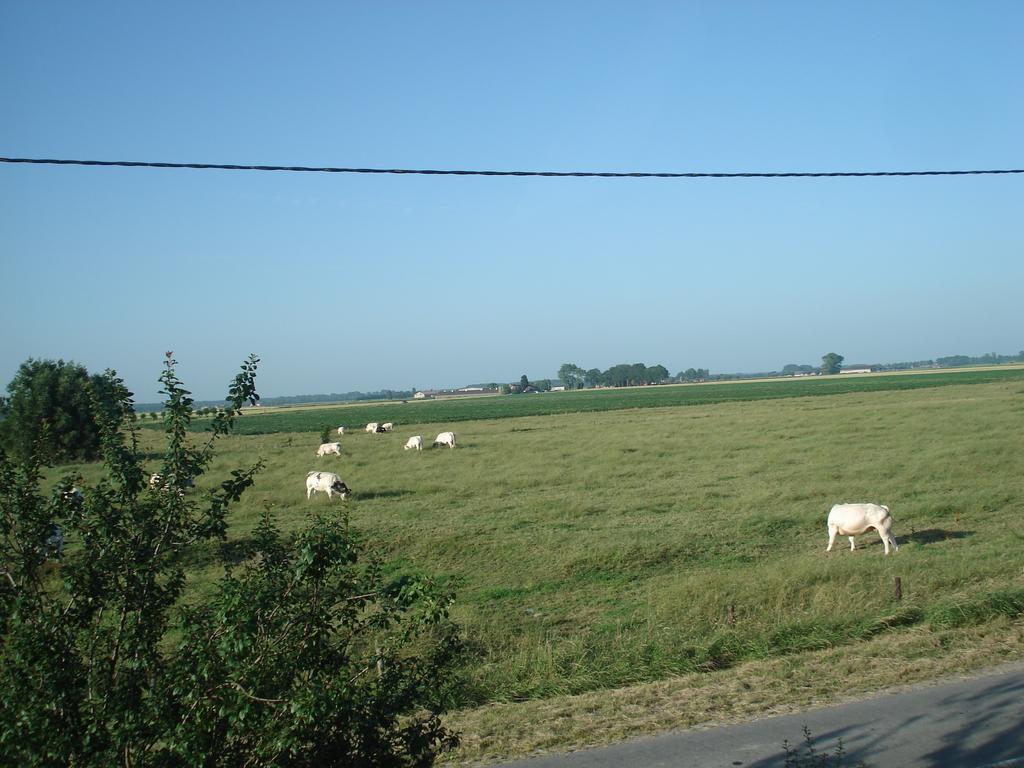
<box><xmin>744</xmin><ymin>673</ymin><xmax>1024</xmax><ymax>767</ymax></box>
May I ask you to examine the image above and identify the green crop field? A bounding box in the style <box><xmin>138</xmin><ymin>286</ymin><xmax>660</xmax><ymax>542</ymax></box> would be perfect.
<box><xmin>150</xmin><ymin>367</ymin><xmax>1024</xmax><ymax>435</ymax></box>
<box><xmin>58</xmin><ymin>370</ymin><xmax>1024</xmax><ymax>761</ymax></box>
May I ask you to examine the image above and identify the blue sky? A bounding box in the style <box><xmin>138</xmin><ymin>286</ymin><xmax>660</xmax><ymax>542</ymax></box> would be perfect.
<box><xmin>2</xmin><ymin>2</ymin><xmax>1022</xmax><ymax>402</ymax></box>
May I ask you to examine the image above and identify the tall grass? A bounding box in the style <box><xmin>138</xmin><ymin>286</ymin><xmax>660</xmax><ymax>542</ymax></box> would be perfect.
<box><xmin>58</xmin><ymin>378</ymin><xmax>1024</xmax><ymax>708</ymax></box>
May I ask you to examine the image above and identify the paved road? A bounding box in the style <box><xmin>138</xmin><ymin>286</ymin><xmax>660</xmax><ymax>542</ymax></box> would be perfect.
<box><xmin>493</xmin><ymin>663</ymin><xmax>1024</xmax><ymax>767</ymax></box>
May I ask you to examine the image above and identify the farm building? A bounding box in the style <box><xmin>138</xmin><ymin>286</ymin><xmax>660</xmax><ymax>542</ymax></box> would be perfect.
<box><xmin>414</xmin><ymin>387</ymin><xmax>499</xmax><ymax>399</ymax></box>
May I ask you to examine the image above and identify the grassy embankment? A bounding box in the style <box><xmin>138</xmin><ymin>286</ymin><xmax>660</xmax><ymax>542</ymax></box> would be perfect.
<box><xmin>58</xmin><ymin>369</ymin><xmax>1024</xmax><ymax>762</ymax></box>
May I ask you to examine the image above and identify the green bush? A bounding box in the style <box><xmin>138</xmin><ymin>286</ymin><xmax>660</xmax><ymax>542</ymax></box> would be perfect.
<box><xmin>0</xmin><ymin>354</ymin><xmax>460</xmax><ymax>766</ymax></box>
<box><xmin>0</xmin><ymin>358</ymin><xmax>132</xmax><ymax>464</ymax></box>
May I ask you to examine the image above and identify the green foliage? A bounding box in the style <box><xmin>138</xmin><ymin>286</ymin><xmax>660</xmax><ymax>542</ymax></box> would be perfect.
<box><xmin>555</xmin><ymin>361</ymin><xmax>672</xmax><ymax>388</ymax></box>
<box><xmin>678</xmin><ymin>367</ymin><xmax>710</xmax><ymax>381</ymax></box>
<box><xmin>165</xmin><ymin>511</ymin><xmax>460</xmax><ymax>765</ymax></box>
<box><xmin>0</xmin><ymin>354</ymin><xmax>460</xmax><ymax>767</ymax></box>
<box><xmin>320</xmin><ymin>424</ymin><xmax>332</xmax><ymax>445</ymax></box>
<box><xmin>821</xmin><ymin>352</ymin><xmax>845</xmax><ymax>375</ymax></box>
<box><xmin>0</xmin><ymin>358</ymin><xmax>132</xmax><ymax>464</ymax></box>
<box><xmin>558</xmin><ymin>363</ymin><xmax>585</xmax><ymax>390</ymax></box>
<box><xmin>601</xmin><ymin>362</ymin><xmax>668</xmax><ymax>387</ymax></box>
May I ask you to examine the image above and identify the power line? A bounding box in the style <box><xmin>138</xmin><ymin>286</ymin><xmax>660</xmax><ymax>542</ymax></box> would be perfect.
<box><xmin>2</xmin><ymin>156</ymin><xmax>1023</xmax><ymax>179</ymax></box>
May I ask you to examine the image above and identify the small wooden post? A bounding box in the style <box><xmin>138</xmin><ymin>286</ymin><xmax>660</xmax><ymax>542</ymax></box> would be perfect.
<box><xmin>894</xmin><ymin>577</ymin><xmax>903</xmax><ymax>601</ymax></box>
<box><xmin>727</xmin><ymin>603</ymin><xmax>736</xmax><ymax>624</ymax></box>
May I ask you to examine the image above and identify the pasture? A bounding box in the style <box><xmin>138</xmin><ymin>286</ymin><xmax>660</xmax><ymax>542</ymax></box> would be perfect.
<box><xmin>59</xmin><ymin>372</ymin><xmax>1024</xmax><ymax>760</ymax></box>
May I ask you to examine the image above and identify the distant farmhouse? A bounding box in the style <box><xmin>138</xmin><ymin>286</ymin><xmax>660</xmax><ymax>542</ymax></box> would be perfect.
<box><xmin>840</xmin><ymin>365</ymin><xmax>874</xmax><ymax>375</ymax></box>
<box><xmin>414</xmin><ymin>387</ymin><xmax>500</xmax><ymax>399</ymax></box>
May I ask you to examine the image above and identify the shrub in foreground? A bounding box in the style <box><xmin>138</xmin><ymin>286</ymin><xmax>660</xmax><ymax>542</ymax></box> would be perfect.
<box><xmin>0</xmin><ymin>354</ymin><xmax>459</xmax><ymax>766</ymax></box>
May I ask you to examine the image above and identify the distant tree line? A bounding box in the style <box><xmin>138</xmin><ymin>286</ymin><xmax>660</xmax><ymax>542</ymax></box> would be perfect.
<box><xmin>876</xmin><ymin>351</ymin><xmax>1024</xmax><ymax>371</ymax></box>
<box><xmin>776</xmin><ymin>350</ymin><xmax>1024</xmax><ymax>376</ymax></box>
<box><xmin>551</xmin><ymin>363</ymin><xmax>674</xmax><ymax>390</ymax></box>
<box><xmin>136</xmin><ymin>389</ymin><xmax>415</xmax><ymax>412</ymax></box>
<box><xmin>676</xmin><ymin>368</ymin><xmax>711</xmax><ymax>382</ymax></box>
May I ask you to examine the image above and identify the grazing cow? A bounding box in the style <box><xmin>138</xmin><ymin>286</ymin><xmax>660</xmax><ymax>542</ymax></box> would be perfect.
<box><xmin>43</xmin><ymin>524</ymin><xmax>64</xmax><ymax>559</ymax></box>
<box><xmin>404</xmin><ymin>435</ymin><xmax>423</xmax><ymax>451</ymax></box>
<box><xmin>365</xmin><ymin>422</ymin><xmax>379</xmax><ymax>433</ymax></box>
<box><xmin>60</xmin><ymin>486</ymin><xmax>83</xmax><ymax>504</ymax></box>
<box><xmin>381</xmin><ymin>422</ymin><xmax>394</xmax><ymax>432</ymax></box>
<box><xmin>432</xmin><ymin>431</ymin><xmax>457</xmax><ymax>449</ymax></box>
<box><xmin>317</xmin><ymin>442</ymin><xmax>342</xmax><ymax>457</ymax></box>
<box><xmin>149</xmin><ymin>473</ymin><xmax>194</xmax><ymax>493</ymax></box>
<box><xmin>305</xmin><ymin>471</ymin><xmax>352</xmax><ymax>500</ymax></box>
<box><xmin>336</xmin><ymin>426</ymin><xmax>346</xmax><ymax>435</ymax></box>
<box><xmin>826</xmin><ymin>503</ymin><xmax>899</xmax><ymax>555</ymax></box>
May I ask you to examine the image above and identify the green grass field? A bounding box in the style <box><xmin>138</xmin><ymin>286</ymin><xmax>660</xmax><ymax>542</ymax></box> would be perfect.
<box><xmin>59</xmin><ymin>370</ymin><xmax>1024</xmax><ymax>760</ymax></box>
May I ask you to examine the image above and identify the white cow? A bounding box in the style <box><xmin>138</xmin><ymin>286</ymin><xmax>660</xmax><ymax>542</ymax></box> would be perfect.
<box><xmin>60</xmin><ymin>486</ymin><xmax>84</xmax><ymax>504</ymax></box>
<box><xmin>404</xmin><ymin>435</ymin><xmax>423</xmax><ymax>451</ymax></box>
<box><xmin>432</xmin><ymin>431</ymin><xmax>457</xmax><ymax>449</ymax></box>
<box><xmin>336</xmin><ymin>426</ymin><xmax>346</xmax><ymax>435</ymax></box>
<box><xmin>44</xmin><ymin>524</ymin><xmax>64</xmax><ymax>559</ymax></box>
<box><xmin>316</xmin><ymin>442</ymin><xmax>342</xmax><ymax>457</ymax></box>
<box><xmin>365</xmin><ymin>422</ymin><xmax>379</xmax><ymax>433</ymax></box>
<box><xmin>149</xmin><ymin>473</ymin><xmax>194</xmax><ymax>493</ymax></box>
<box><xmin>305</xmin><ymin>471</ymin><xmax>352</xmax><ymax>500</ymax></box>
<box><xmin>381</xmin><ymin>422</ymin><xmax>394</xmax><ymax>432</ymax></box>
<box><xmin>826</xmin><ymin>503</ymin><xmax>899</xmax><ymax>555</ymax></box>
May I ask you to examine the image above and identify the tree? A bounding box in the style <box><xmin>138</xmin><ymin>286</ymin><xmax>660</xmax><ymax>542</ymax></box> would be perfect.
<box><xmin>519</xmin><ymin>374</ymin><xmax>530</xmax><ymax>390</ymax></box>
<box><xmin>821</xmin><ymin>352</ymin><xmax>845</xmax><ymax>375</ymax></box>
<box><xmin>603</xmin><ymin>364</ymin><xmax>629</xmax><ymax>388</ymax></box>
<box><xmin>0</xmin><ymin>358</ymin><xmax>130</xmax><ymax>464</ymax></box>
<box><xmin>584</xmin><ymin>368</ymin><xmax>602</xmax><ymax>388</ymax></box>
<box><xmin>0</xmin><ymin>354</ymin><xmax>460</xmax><ymax>766</ymax></box>
<box><xmin>557</xmin><ymin>363</ymin><xmax>585</xmax><ymax>390</ymax></box>
<box><xmin>646</xmin><ymin>365</ymin><xmax>669</xmax><ymax>384</ymax></box>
